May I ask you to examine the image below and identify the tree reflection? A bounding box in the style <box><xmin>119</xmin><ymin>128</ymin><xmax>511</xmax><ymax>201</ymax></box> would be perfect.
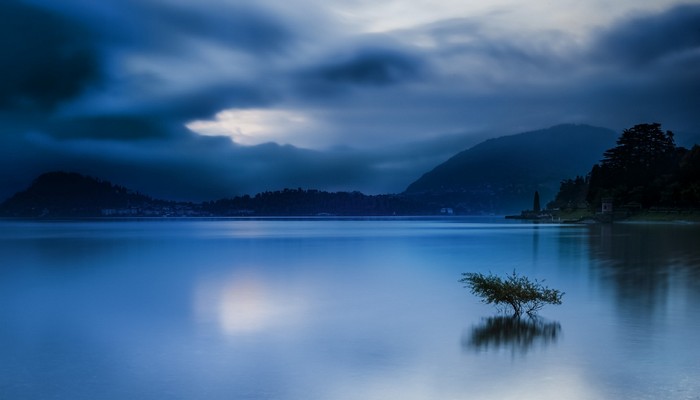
<box><xmin>462</xmin><ymin>316</ymin><xmax>561</xmax><ymax>355</ymax></box>
<box><xmin>587</xmin><ymin>223</ymin><xmax>700</xmax><ymax>317</ymax></box>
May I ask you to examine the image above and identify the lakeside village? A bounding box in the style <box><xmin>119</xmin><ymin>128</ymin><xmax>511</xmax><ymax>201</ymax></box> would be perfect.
<box><xmin>99</xmin><ymin>203</ymin><xmax>219</xmax><ymax>218</ymax></box>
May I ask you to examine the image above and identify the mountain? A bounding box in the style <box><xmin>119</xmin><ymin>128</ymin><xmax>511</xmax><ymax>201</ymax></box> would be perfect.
<box><xmin>404</xmin><ymin>124</ymin><xmax>618</xmax><ymax>214</ymax></box>
<box><xmin>0</xmin><ymin>171</ymin><xmax>433</xmax><ymax>218</ymax></box>
<box><xmin>0</xmin><ymin>171</ymin><xmax>160</xmax><ymax>218</ymax></box>
<box><xmin>0</xmin><ymin>124</ymin><xmax>643</xmax><ymax>217</ymax></box>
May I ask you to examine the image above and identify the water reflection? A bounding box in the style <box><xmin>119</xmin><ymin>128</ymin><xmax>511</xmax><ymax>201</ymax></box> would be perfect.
<box><xmin>3</xmin><ymin>220</ymin><xmax>700</xmax><ymax>399</ymax></box>
<box><xmin>587</xmin><ymin>223</ymin><xmax>700</xmax><ymax>316</ymax></box>
<box><xmin>531</xmin><ymin>225</ymin><xmax>539</xmax><ymax>264</ymax></box>
<box><xmin>463</xmin><ymin>316</ymin><xmax>561</xmax><ymax>355</ymax></box>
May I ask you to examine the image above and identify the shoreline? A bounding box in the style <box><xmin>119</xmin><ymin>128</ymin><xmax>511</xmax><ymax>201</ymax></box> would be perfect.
<box><xmin>541</xmin><ymin>209</ymin><xmax>700</xmax><ymax>224</ymax></box>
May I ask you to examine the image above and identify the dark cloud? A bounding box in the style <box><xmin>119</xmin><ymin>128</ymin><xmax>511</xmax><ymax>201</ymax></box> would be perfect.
<box><xmin>0</xmin><ymin>0</ymin><xmax>448</xmax><ymax>201</ymax></box>
<box><xmin>576</xmin><ymin>4</ymin><xmax>700</xmax><ymax>132</ymax></box>
<box><xmin>389</xmin><ymin>4</ymin><xmax>700</xmax><ymax>135</ymax></box>
<box><xmin>593</xmin><ymin>4</ymin><xmax>700</xmax><ymax>67</ymax></box>
<box><xmin>312</xmin><ymin>49</ymin><xmax>424</xmax><ymax>86</ymax></box>
<box><xmin>135</xmin><ymin>1</ymin><xmax>295</xmax><ymax>54</ymax></box>
<box><xmin>97</xmin><ymin>1</ymin><xmax>295</xmax><ymax>60</ymax></box>
<box><xmin>49</xmin><ymin>116</ymin><xmax>171</xmax><ymax>141</ymax></box>
<box><xmin>0</xmin><ymin>1</ymin><xmax>99</xmax><ymax>111</ymax></box>
<box><xmin>33</xmin><ymin>0</ymin><xmax>296</xmax><ymax>56</ymax></box>
<box><xmin>117</xmin><ymin>82</ymin><xmax>275</xmax><ymax>122</ymax></box>
<box><xmin>297</xmin><ymin>44</ymin><xmax>426</xmax><ymax>98</ymax></box>
<box><xmin>17</xmin><ymin>0</ymin><xmax>298</xmax><ymax>124</ymax></box>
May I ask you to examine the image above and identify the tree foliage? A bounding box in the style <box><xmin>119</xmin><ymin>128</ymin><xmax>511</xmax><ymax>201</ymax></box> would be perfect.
<box><xmin>601</xmin><ymin>123</ymin><xmax>676</xmax><ymax>173</ymax></box>
<box><xmin>533</xmin><ymin>191</ymin><xmax>541</xmax><ymax>212</ymax></box>
<box><xmin>204</xmin><ymin>188</ymin><xmax>432</xmax><ymax>216</ymax></box>
<box><xmin>460</xmin><ymin>271</ymin><xmax>564</xmax><ymax>316</ymax></box>
<box><xmin>548</xmin><ymin>175</ymin><xmax>589</xmax><ymax>210</ymax></box>
<box><xmin>677</xmin><ymin>145</ymin><xmax>700</xmax><ymax>205</ymax></box>
<box><xmin>547</xmin><ymin>123</ymin><xmax>700</xmax><ymax>211</ymax></box>
<box><xmin>587</xmin><ymin>123</ymin><xmax>684</xmax><ymax>208</ymax></box>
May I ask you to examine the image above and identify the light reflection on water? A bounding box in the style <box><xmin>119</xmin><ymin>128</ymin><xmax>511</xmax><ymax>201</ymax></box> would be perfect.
<box><xmin>193</xmin><ymin>271</ymin><xmax>310</xmax><ymax>335</ymax></box>
<box><xmin>1</xmin><ymin>218</ymin><xmax>699</xmax><ymax>399</ymax></box>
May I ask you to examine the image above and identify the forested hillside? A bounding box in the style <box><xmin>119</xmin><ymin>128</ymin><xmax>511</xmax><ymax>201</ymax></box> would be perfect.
<box><xmin>550</xmin><ymin>123</ymin><xmax>700</xmax><ymax>212</ymax></box>
<box><xmin>405</xmin><ymin>124</ymin><xmax>617</xmax><ymax>213</ymax></box>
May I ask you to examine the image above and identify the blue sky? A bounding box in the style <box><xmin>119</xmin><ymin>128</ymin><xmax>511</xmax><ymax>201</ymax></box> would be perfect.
<box><xmin>1</xmin><ymin>0</ymin><xmax>699</xmax><ymax>200</ymax></box>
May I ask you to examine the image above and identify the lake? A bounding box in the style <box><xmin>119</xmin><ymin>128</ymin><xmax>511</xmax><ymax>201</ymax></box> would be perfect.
<box><xmin>1</xmin><ymin>218</ymin><xmax>699</xmax><ymax>399</ymax></box>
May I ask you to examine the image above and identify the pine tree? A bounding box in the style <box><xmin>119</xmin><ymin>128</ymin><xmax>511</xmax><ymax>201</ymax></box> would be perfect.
<box><xmin>588</xmin><ymin>123</ymin><xmax>679</xmax><ymax>207</ymax></box>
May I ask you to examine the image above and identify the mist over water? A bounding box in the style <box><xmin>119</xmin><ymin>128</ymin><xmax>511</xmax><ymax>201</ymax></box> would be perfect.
<box><xmin>1</xmin><ymin>218</ymin><xmax>699</xmax><ymax>399</ymax></box>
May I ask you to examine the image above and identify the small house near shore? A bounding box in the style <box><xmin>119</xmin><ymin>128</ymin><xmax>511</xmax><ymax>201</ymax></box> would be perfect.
<box><xmin>601</xmin><ymin>198</ymin><xmax>613</xmax><ymax>214</ymax></box>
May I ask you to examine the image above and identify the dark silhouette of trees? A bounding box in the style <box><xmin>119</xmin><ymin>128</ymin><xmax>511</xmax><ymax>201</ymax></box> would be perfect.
<box><xmin>547</xmin><ymin>122</ymin><xmax>699</xmax><ymax>212</ymax></box>
<box><xmin>677</xmin><ymin>145</ymin><xmax>700</xmax><ymax>206</ymax></box>
<box><xmin>601</xmin><ymin>123</ymin><xmax>676</xmax><ymax>171</ymax></box>
<box><xmin>0</xmin><ymin>171</ymin><xmax>156</xmax><ymax>217</ymax></box>
<box><xmin>203</xmin><ymin>188</ymin><xmax>432</xmax><ymax>216</ymax></box>
<box><xmin>587</xmin><ymin>123</ymin><xmax>681</xmax><ymax>208</ymax></box>
<box><xmin>533</xmin><ymin>191</ymin><xmax>541</xmax><ymax>212</ymax></box>
<box><xmin>548</xmin><ymin>175</ymin><xmax>589</xmax><ymax>210</ymax></box>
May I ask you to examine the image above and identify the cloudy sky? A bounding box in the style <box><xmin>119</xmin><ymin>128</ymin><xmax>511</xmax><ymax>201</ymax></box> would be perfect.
<box><xmin>1</xmin><ymin>0</ymin><xmax>699</xmax><ymax>201</ymax></box>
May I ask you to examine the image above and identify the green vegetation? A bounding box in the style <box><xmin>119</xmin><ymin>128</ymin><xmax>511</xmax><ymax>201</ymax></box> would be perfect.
<box><xmin>460</xmin><ymin>271</ymin><xmax>564</xmax><ymax>316</ymax></box>
<box><xmin>551</xmin><ymin>123</ymin><xmax>700</xmax><ymax>217</ymax></box>
<box><xmin>588</xmin><ymin>123</ymin><xmax>681</xmax><ymax>208</ymax></box>
<box><xmin>547</xmin><ymin>175</ymin><xmax>589</xmax><ymax>211</ymax></box>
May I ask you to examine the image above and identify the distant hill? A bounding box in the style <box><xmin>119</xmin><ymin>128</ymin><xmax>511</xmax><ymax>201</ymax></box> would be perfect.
<box><xmin>0</xmin><ymin>171</ymin><xmax>433</xmax><ymax>218</ymax></box>
<box><xmin>0</xmin><ymin>171</ymin><xmax>159</xmax><ymax>218</ymax></box>
<box><xmin>404</xmin><ymin>124</ymin><xmax>618</xmax><ymax>214</ymax></box>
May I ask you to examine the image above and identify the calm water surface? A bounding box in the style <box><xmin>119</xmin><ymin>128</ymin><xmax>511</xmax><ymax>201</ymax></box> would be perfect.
<box><xmin>1</xmin><ymin>218</ymin><xmax>699</xmax><ymax>399</ymax></box>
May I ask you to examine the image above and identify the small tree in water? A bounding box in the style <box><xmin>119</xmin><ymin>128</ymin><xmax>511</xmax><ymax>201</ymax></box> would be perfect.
<box><xmin>460</xmin><ymin>271</ymin><xmax>563</xmax><ymax>316</ymax></box>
